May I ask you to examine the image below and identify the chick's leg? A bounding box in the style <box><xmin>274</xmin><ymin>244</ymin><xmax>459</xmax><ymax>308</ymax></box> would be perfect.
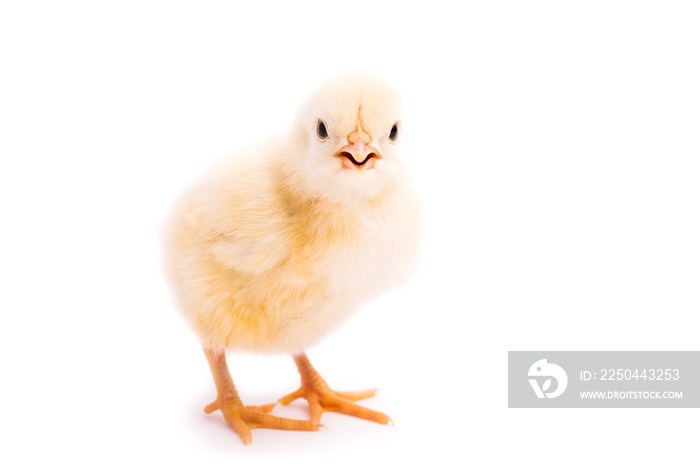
<box><xmin>202</xmin><ymin>347</ymin><xmax>319</xmax><ymax>444</ymax></box>
<box><xmin>280</xmin><ymin>353</ymin><xmax>392</xmax><ymax>425</ymax></box>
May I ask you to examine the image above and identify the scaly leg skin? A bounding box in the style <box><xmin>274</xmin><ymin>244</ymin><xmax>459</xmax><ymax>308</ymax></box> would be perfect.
<box><xmin>202</xmin><ymin>347</ymin><xmax>320</xmax><ymax>445</ymax></box>
<box><xmin>279</xmin><ymin>353</ymin><xmax>393</xmax><ymax>426</ymax></box>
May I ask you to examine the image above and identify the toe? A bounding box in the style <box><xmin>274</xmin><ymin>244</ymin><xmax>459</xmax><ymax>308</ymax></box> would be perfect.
<box><xmin>222</xmin><ymin>412</ymin><xmax>253</xmax><ymax>445</ymax></box>
<box><xmin>327</xmin><ymin>394</ymin><xmax>392</xmax><ymax>425</ymax></box>
<box><xmin>246</xmin><ymin>403</ymin><xmax>276</xmax><ymax>414</ymax></box>
<box><xmin>204</xmin><ymin>400</ymin><xmax>219</xmax><ymax>414</ymax></box>
<box><xmin>334</xmin><ymin>388</ymin><xmax>378</xmax><ymax>402</ymax></box>
<box><xmin>307</xmin><ymin>393</ymin><xmax>323</xmax><ymax>423</ymax></box>
<box><xmin>242</xmin><ymin>410</ymin><xmax>319</xmax><ymax>431</ymax></box>
<box><xmin>279</xmin><ymin>387</ymin><xmax>304</xmax><ymax>405</ymax></box>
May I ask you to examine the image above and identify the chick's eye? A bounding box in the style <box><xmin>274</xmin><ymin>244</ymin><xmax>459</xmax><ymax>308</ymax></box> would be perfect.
<box><xmin>317</xmin><ymin>120</ymin><xmax>328</xmax><ymax>139</ymax></box>
<box><xmin>389</xmin><ymin>123</ymin><xmax>398</xmax><ymax>141</ymax></box>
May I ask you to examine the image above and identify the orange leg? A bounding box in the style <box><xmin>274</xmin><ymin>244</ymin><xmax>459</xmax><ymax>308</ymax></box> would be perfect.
<box><xmin>279</xmin><ymin>353</ymin><xmax>393</xmax><ymax>425</ymax></box>
<box><xmin>202</xmin><ymin>347</ymin><xmax>319</xmax><ymax>444</ymax></box>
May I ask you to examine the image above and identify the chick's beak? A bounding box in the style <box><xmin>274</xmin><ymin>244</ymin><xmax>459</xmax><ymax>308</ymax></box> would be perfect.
<box><xmin>337</xmin><ymin>124</ymin><xmax>379</xmax><ymax>171</ymax></box>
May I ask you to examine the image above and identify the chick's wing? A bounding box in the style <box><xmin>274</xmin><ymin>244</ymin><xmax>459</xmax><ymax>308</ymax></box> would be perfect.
<box><xmin>205</xmin><ymin>208</ymin><xmax>290</xmax><ymax>275</ymax></box>
<box><xmin>190</xmin><ymin>157</ymin><xmax>292</xmax><ymax>276</ymax></box>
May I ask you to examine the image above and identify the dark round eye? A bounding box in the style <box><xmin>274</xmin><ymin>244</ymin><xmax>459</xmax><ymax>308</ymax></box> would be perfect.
<box><xmin>389</xmin><ymin>123</ymin><xmax>398</xmax><ymax>141</ymax></box>
<box><xmin>317</xmin><ymin>120</ymin><xmax>328</xmax><ymax>139</ymax></box>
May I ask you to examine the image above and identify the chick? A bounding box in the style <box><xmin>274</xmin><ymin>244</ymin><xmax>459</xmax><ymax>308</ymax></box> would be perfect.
<box><xmin>163</xmin><ymin>73</ymin><xmax>421</xmax><ymax>444</ymax></box>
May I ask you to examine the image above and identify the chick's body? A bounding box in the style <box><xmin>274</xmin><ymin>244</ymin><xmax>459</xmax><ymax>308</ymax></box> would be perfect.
<box><xmin>165</xmin><ymin>142</ymin><xmax>419</xmax><ymax>354</ymax></box>
<box><xmin>163</xmin><ymin>74</ymin><xmax>420</xmax><ymax>443</ymax></box>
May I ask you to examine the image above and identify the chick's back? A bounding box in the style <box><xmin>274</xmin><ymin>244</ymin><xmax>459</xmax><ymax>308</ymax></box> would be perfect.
<box><xmin>163</xmin><ymin>137</ymin><xmax>421</xmax><ymax>354</ymax></box>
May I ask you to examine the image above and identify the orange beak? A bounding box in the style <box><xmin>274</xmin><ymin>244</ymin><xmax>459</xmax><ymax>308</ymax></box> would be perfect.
<box><xmin>337</xmin><ymin>121</ymin><xmax>379</xmax><ymax>171</ymax></box>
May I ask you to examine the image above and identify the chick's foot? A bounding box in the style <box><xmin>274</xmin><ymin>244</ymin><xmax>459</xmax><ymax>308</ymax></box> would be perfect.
<box><xmin>203</xmin><ymin>395</ymin><xmax>318</xmax><ymax>444</ymax></box>
<box><xmin>280</xmin><ymin>353</ymin><xmax>392</xmax><ymax>425</ymax></box>
<box><xmin>204</xmin><ymin>347</ymin><xmax>319</xmax><ymax>445</ymax></box>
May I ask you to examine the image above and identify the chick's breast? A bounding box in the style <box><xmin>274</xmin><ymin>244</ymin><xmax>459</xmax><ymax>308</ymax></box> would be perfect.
<box><xmin>163</xmin><ymin>140</ymin><xmax>421</xmax><ymax>355</ymax></box>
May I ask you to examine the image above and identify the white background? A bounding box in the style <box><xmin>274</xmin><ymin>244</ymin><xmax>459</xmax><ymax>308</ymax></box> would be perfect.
<box><xmin>1</xmin><ymin>1</ymin><xmax>698</xmax><ymax>464</ymax></box>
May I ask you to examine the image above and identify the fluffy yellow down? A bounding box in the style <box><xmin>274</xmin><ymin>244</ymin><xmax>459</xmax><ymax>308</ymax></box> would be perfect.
<box><xmin>163</xmin><ymin>74</ymin><xmax>421</xmax><ymax>354</ymax></box>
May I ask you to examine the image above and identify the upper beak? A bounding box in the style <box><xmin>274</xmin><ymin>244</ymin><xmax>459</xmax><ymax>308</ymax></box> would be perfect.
<box><xmin>337</xmin><ymin>125</ymin><xmax>379</xmax><ymax>171</ymax></box>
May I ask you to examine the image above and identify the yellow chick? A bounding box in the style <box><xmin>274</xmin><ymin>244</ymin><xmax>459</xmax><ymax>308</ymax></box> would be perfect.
<box><xmin>163</xmin><ymin>73</ymin><xmax>421</xmax><ymax>444</ymax></box>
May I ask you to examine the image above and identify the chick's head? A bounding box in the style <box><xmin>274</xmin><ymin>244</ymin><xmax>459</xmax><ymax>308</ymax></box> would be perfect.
<box><xmin>285</xmin><ymin>73</ymin><xmax>406</xmax><ymax>204</ymax></box>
